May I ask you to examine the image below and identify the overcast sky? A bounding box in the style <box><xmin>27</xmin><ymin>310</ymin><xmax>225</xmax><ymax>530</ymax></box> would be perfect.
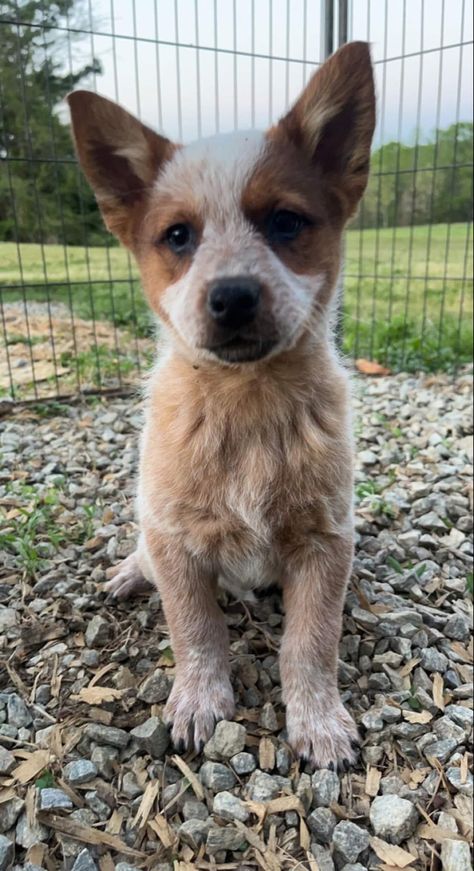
<box><xmin>73</xmin><ymin>0</ymin><xmax>473</xmax><ymax>148</ymax></box>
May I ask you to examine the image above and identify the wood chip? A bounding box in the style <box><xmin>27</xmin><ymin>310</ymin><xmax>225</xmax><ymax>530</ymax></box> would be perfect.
<box><xmin>418</xmin><ymin>823</ymin><xmax>469</xmax><ymax>843</ymax></box>
<box><xmin>265</xmin><ymin>795</ymin><xmax>306</xmax><ymax>816</ymax></box>
<box><xmin>259</xmin><ymin>736</ymin><xmax>275</xmax><ymax>771</ymax></box>
<box><xmin>148</xmin><ymin>813</ymin><xmax>177</xmax><ymax>848</ymax></box>
<box><xmin>132</xmin><ymin>780</ymin><xmax>159</xmax><ymax>829</ymax></box>
<box><xmin>403</xmin><ymin>709</ymin><xmax>433</xmax><ymax>725</ymax></box>
<box><xmin>106</xmin><ymin>809</ymin><xmax>123</xmax><ymax>834</ymax></box>
<box><xmin>37</xmin><ymin>812</ymin><xmax>145</xmax><ymax>857</ymax></box>
<box><xmin>355</xmin><ymin>358</ymin><xmax>391</xmax><ymax>376</ymax></box>
<box><xmin>12</xmin><ymin>749</ymin><xmax>50</xmax><ymax>785</ymax></box>
<box><xmin>398</xmin><ymin>658</ymin><xmax>421</xmax><ymax>678</ymax></box>
<box><xmin>365</xmin><ymin>765</ymin><xmax>382</xmax><ymax>797</ymax></box>
<box><xmin>72</xmin><ymin>686</ymin><xmax>124</xmax><ymax>705</ymax></box>
<box><xmin>432</xmin><ymin>672</ymin><xmax>445</xmax><ymax>711</ymax></box>
<box><xmin>299</xmin><ymin>817</ymin><xmax>310</xmax><ymax>851</ymax></box>
<box><xmin>171</xmin><ymin>754</ymin><xmax>205</xmax><ymax>800</ymax></box>
<box><xmin>460</xmin><ymin>753</ymin><xmax>469</xmax><ymax>784</ymax></box>
<box><xmin>370</xmin><ymin>836</ymin><xmax>417</xmax><ymax>867</ymax></box>
<box><xmin>99</xmin><ymin>855</ymin><xmax>115</xmax><ymax>871</ymax></box>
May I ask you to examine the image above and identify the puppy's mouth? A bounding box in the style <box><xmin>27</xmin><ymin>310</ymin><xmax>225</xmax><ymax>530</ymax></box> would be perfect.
<box><xmin>207</xmin><ymin>335</ymin><xmax>277</xmax><ymax>363</ymax></box>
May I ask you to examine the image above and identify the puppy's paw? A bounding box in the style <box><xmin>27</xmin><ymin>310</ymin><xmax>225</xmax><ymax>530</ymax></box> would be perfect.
<box><xmin>286</xmin><ymin>695</ymin><xmax>359</xmax><ymax>771</ymax></box>
<box><xmin>105</xmin><ymin>552</ymin><xmax>154</xmax><ymax>599</ymax></box>
<box><xmin>164</xmin><ymin>673</ymin><xmax>235</xmax><ymax>752</ymax></box>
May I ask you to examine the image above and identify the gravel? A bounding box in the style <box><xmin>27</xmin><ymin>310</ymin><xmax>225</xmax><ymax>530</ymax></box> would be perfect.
<box><xmin>0</xmin><ymin>368</ymin><xmax>472</xmax><ymax>868</ymax></box>
<box><xmin>369</xmin><ymin>794</ymin><xmax>419</xmax><ymax>844</ymax></box>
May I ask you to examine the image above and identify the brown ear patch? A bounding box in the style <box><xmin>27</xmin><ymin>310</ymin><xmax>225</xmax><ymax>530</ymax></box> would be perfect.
<box><xmin>67</xmin><ymin>91</ymin><xmax>176</xmax><ymax>246</ymax></box>
<box><xmin>276</xmin><ymin>41</ymin><xmax>376</xmax><ymax>217</ymax></box>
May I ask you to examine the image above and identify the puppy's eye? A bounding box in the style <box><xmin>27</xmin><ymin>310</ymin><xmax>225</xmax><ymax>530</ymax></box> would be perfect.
<box><xmin>267</xmin><ymin>209</ymin><xmax>306</xmax><ymax>243</ymax></box>
<box><xmin>165</xmin><ymin>223</ymin><xmax>193</xmax><ymax>253</ymax></box>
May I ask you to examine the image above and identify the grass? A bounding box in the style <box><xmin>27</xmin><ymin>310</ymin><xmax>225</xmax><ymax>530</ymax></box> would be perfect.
<box><xmin>0</xmin><ymin>480</ymin><xmax>98</xmax><ymax>578</ymax></box>
<box><xmin>1</xmin><ymin>222</ymin><xmax>472</xmax><ymax>372</ymax></box>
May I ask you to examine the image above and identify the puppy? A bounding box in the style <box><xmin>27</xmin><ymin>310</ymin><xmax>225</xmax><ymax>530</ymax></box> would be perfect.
<box><xmin>68</xmin><ymin>41</ymin><xmax>375</xmax><ymax>768</ymax></box>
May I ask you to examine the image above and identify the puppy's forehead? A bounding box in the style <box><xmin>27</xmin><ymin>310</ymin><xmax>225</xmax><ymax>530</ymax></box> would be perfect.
<box><xmin>154</xmin><ymin>129</ymin><xmax>266</xmax><ymax>209</ymax></box>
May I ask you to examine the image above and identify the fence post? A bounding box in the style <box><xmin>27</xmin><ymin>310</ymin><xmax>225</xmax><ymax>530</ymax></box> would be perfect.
<box><xmin>325</xmin><ymin>0</ymin><xmax>349</xmax><ymax>352</ymax></box>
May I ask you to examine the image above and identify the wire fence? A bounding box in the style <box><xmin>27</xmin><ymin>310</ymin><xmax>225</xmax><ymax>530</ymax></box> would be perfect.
<box><xmin>0</xmin><ymin>0</ymin><xmax>472</xmax><ymax>402</ymax></box>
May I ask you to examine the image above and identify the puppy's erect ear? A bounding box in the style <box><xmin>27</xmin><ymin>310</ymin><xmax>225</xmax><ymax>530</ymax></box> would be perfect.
<box><xmin>277</xmin><ymin>41</ymin><xmax>375</xmax><ymax>217</ymax></box>
<box><xmin>67</xmin><ymin>91</ymin><xmax>175</xmax><ymax>246</ymax></box>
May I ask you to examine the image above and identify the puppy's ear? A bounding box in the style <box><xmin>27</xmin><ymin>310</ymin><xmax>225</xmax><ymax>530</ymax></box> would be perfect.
<box><xmin>278</xmin><ymin>41</ymin><xmax>375</xmax><ymax>217</ymax></box>
<box><xmin>67</xmin><ymin>91</ymin><xmax>176</xmax><ymax>246</ymax></box>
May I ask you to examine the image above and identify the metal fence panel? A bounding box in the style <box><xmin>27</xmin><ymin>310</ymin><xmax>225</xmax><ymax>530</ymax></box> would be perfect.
<box><xmin>0</xmin><ymin>0</ymin><xmax>472</xmax><ymax>402</ymax></box>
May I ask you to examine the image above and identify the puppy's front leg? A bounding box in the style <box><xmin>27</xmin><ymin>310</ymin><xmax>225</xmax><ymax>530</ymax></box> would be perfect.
<box><xmin>144</xmin><ymin>528</ymin><xmax>234</xmax><ymax>751</ymax></box>
<box><xmin>280</xmin><ymin>534</ymin><xmax>359</xmax><ymax>769</ymax></box>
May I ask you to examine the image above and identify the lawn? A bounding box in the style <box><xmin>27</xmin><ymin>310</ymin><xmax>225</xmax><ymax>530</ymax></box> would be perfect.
<box><xmin>1</xmin><ymin>222</ymin><xmax>472</xmax><ymax>374</ymax></box>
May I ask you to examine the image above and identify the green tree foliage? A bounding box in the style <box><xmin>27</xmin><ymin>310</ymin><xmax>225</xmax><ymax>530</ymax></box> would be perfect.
<box><xmin>0</xmin><ymin>0</ymin><xmax>106</xmax><ymax>244</ymax></box>
<box><xmin>354</xmin><ymin>123</ymin><xmax>473</xmax><ymax>229</ymax></box>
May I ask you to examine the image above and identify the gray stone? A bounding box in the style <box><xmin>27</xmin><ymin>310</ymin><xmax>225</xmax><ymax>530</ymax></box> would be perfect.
<box><xmin>35</xmin><ymin>725</ymin><xmax>55</xmax><ymax>748</ymax></box>
<box><xmin>178</xmin><ymin>818</ymin><xmax>211</xmax><ymax>850</ymax></box>
<box><xmin>340</xmin><ymin>866</ymin><xmax>366</xmax><ymax>871</ymax></box>
<box><xmin>63</xmin><ymin>758</ymin><xmax>98</xmax><ymax>784</ymax></box>
<box><xmin>71</xmin><ymin>849</ymin><xmax>98</xmax><ymax>871</ymax></box>
<box><xmin>231</xmin><ymin>752</ymin><xmax>256</xmax><ymax>775</ymax></box>
<box><xmin>182</xmin><ymin>799</ymin><xmax>209</xmax><ymax>821</ymax></box>
<box><xmin>121</xmin><ymin>771</ymin><xmax>143</xmax><ymax>799</ymax></box>
<box><xmin>438</xmin><ymin>811</ymin><xmax>472</xmax><ymax>871</ymax></box>
<box><xmin>130</xmin><ymin>717</ymin><xmax>170</xmax><ymax>758</ymax></box>
<box><xmin>433</xmin><ymin>716</ymin><xmax>466</xmax><ymax>744</ymax></box>
<box><xmin>421</xmin><ymin>648</ymin><xmax>449</xmax><ymax>673</ymax></box>
<box><xmin>0</xmin><ymin>748</ymin><xmax>15</xmax><ymax>776</ymax></box>
<box><xmin>213</xmin><ymin>791</ymin><xmax>249</xmax><ymax>822</ymax></box>
<box><xmin>361</xmin><ymin>708</ymin><xmax>384</xmax><ymax>731</ymax></box>
<box><xmin>204</xmin><ymin>720</ymin><xmax>246</xmax><ymax>760</ymax></box>
<box><xmin>0</xmin><ymin>835</ymin><xmax>14</xmax><ymax>871</ymax></box>
<box><xmin>116</xmin><ymin>865</ymin><xmax>140</xmax><ymax>871</ymax></box>
<box><xmin>445</xmin><ymin>613</ymin><xmax>471</xmax><ymax>641</ymax></box>
<box><xmin>245</xmin><ymin>770</ymin><xmax>280</xmax><ymax>802</ymax></box>
<box><xmin>0</xmin><ymin>608</ymin><xmax>16</xmax><ymax>632</ymax></box>
<box><xmin>85</xmin><ymin>615</ymin><xmax>111</xmax><ymax>648</ymax></box>
<box><xmin>307</xmin><ymin>807</ymin><xmax>336</xmax><ymax>842</ymax></box>
<box><xmin>446</xmin><ymin>767</ymin><xmax>473</xmax><ymax>796</ymax></box>
<box><xmin>90</xmin><ymin>746</ymin><xmax>118</xmax><ymax>779</ymax></box>
<box><xmin>359</xmin><ymin>449</ymin><xmax>378</xmax><ymax>465</ymax></box>
<box><xmin>333</xmin><ymin>821</ymin><xmax>369</xmax><ymax>863</ymax></box>
<box><xmin>276</xmin><ymin>746</ymin><xmax>291</xmax><ymax>776</ymax></box>
<box><xmin>84</xmin><ymin>791</ymin><xmax>111</xmax><ymax>821</ymax></box>
<box><xmin>423</xmin><ymin>737</ymin><xmax>459</xmax><ymax>763</ymax></box>
<box><xmin>415</xmin><ymin>511</ymin><xmax>447</xmax><ymax>531</ymax></box>
<box><xmin>311</xmin><ymin>769</ymin><xmax>340</xmax><ymax>807</ymax></box>
<box><xmin>84</xmin><ymin>723</ymin><xmax>130</xmax><ymax>748</ymax></box>
<box><xmin>15</xmin><ymin>812</ymin><xmax>49</xmax><ymax>848</ymax></box>
<box><xmin>311</xmin><ymin>843</ymin><xmax>335</xmax><ymax>871</ymax></box>
<box><xmin>370</xmin><ymin>794</ymin><xmax>419</xmax><ymax>844</ymax></box>
<box><xmin>0</xmin><ymin>798</ymin><xmax>24</xmax><ymax>833</ymax></box>
<box><xmin>38</xmin><ymin>788</ymin><xmax>73</xmax><ymax>811</ymax></box>
<box><xmin>445</xmin><ymin>705</ymin><xmax>473</xmax><ymax>730</ymax></box>
<box><xmin>200</xmin><ymin>761</ymin><xmax>236</xmax><ymax>792</ymax></box>
<box><xmin>206</xmin><ymin>825</ymin><xmax>247</xmax><ymax>853</ymax></box>
<box><xmin>7</xmin><ymin>694</ymin><xmax>31</xmax><ymax>728</ymax></box>
<box><xmin>137</xmin><ymin>669</ymin><xmax>171</xmax><ymax>704</ymax></box>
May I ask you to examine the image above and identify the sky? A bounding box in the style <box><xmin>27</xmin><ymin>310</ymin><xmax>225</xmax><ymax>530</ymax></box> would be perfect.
<box><xmin>67</xmin><ymin>0</ymin><xmax>473</xmax><ymax>149</ymax></box>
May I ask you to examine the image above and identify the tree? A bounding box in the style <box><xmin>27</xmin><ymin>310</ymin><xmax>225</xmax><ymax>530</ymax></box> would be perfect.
<box><xmin>352</xmin><ymin>122</ymin><xmax>473</xmax><ymax>229</ymax></box>
<box><xmin>0</xmin><ymin>0</ymin><xmax>106</xmax><ymax>243</ymax></box>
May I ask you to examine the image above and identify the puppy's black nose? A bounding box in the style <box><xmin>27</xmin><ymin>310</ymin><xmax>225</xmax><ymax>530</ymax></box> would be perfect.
<box><xmin>207</xmin><ymin>276</ymin><xmax>261</xmax><ymax>330</ymax></box>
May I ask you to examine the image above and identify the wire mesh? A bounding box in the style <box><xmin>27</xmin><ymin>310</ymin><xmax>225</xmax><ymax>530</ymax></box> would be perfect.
<box><xmin>0</xmin><ymin>0</ymin><xmax>472</xmax><ymax>403</ymax></box>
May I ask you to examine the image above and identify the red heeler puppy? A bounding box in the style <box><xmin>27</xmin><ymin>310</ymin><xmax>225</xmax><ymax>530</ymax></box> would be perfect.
<box><xmin>68</xmin><ymin>41</ymin><xmax>376</xmax><ymax>769</ymax></box>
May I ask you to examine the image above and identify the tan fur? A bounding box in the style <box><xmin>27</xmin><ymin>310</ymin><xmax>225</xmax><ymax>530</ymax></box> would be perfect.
<box><xmin>68</xmin><ymin>41</ymin><xmax>376</xmax><ymax>767</ymax></box>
